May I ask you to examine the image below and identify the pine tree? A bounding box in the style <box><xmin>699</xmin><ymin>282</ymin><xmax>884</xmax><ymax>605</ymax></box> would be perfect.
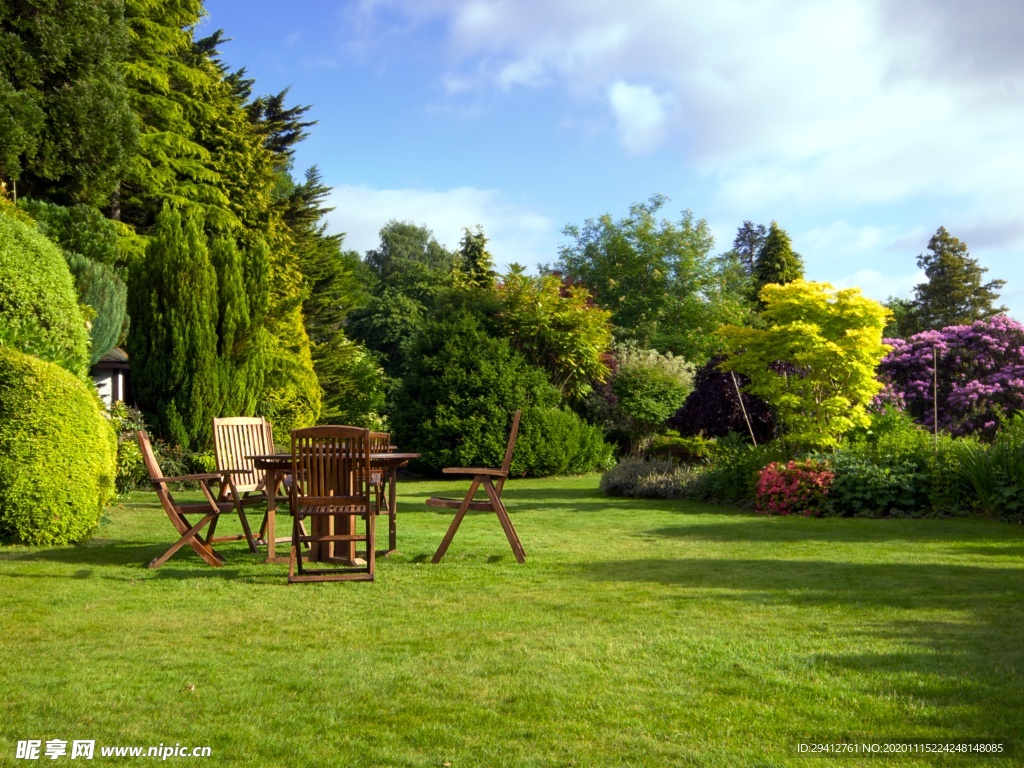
<box><xmin>912</xmin><ymin>227</ymin><xmax>1007</xmax><ymax>330</ymax></box>
<box><xmin>731</xmin><ymin>220</ymin><xmax>767</xmax><ymax>274</ymax></box>
<box><xmin>456</xmin><ymin>225</ymin><xmax>496</xmax><ymax>289</ymax></box>
<box><xmin>127</xmin><ymin>205</ymin><xmax>218</xmax><ymax>449</ymax></box>
<box><xmin>753</xmin><ymin>221</ymin><xmax>803</xmax><ymax>297</ymax></box>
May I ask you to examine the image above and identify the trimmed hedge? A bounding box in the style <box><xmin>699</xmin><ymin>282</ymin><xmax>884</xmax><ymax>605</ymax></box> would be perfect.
<box><xmin>0</xmin><ymin>347</ymin><xmax>116</xmax><ymax>544</ymax></box>
<box><xmin>0</xmin><ymin>205</ymin><xmax>90</xmax><ymax>376</ymax></box>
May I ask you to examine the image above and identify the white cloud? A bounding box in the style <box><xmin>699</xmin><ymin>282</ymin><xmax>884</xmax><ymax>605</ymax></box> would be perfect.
<box><xmin>607</xmin><ymin>81</ymin><xmax>671</xmax><ymax>154</ymax></box>
<box><xmin>350</xmin><ymin>1</ymin><xmax>1024</xmax><ymax>244</ymax></box>
<box><xmin>324</xmin><ymin>185</ymin><xmax>556</xmax><ymax>270</ymax></box>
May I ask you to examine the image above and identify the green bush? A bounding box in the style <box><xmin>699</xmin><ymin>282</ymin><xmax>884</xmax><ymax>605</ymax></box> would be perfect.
<box><xmin>65</xmin><ymin>251</ymin><xmax>127</xmax><ymax>365</ymax></box>
<box><xmin>600</xmin><ymin>457</ymin><xmax>703</xmax><ymax>499</ymax></box>
<box><xmin>391</xmin><ymin>308</ymin><xmax>610</xmax><ymax>476</ymax></box>
<box><xmin>819</xmin><ymin>452</ymin><xmax>928</xmax><ymax>517</ymax></box>
<box><xmin>19</xmin><ymin>199</ymin><xmax>121</xmax><ymax>266</ymax></box>
<box><xmin>0</xmin><ymin>204</ymin><xmax>90</xmax><ymax>376</ymax></box>
<box><xmin>516</xmin><ymin>406</ymin><xmax>614</xmax><ymax>476</ymax></box>
<box><xmin>692</xmin><ymin>433</ymin><xmax>788</xmax><ymax>504</ymax></box>
<box><xmin>0</xmin><ymin>347</ymin><xmax>116</xmax><ymax>544</ymax></box>
<box><xmin>648</xmin><ymin>431</ymin><xmax>715</xmax><ymax>465</ymax></box>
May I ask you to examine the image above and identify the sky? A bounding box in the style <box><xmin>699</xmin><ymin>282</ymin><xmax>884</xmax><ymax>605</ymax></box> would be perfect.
<box><xmin>205</xmin><ymin>0</ymin><xmax>1024</xmax><ymax>316</ymax></box>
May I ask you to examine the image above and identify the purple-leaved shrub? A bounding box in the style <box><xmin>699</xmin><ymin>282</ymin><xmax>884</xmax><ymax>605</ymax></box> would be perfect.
<box><xmin>879</xmin><ymin>315</ymin><xmax>1024</xmax><ymax>439</ymax></box>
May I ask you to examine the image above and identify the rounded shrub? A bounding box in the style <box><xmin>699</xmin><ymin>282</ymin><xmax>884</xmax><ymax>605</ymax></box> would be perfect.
<box><xmin>0</xmin><ymin>205</ymin><xmax>90</xmax><ymax>376</ymax></box>
<box><xmin>392</xmin><ymin>308</ymin><xmax>611</xmax><ymax>476</ymax></box>
<box><xmin>0</xmin><ymin>347</ymin><xmax>116</xmax><ymax>544</ymax></box>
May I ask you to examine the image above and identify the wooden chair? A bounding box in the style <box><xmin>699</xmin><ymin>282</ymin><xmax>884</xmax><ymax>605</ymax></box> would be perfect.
<box><xmin>288</xmin><ymin>426</ymin><xmax>377</xmax><ymax>583</ymax></box>
<box><xmin>137</xmin><ymin>430</ymin><xmax>257</xmax><ymax>568</ymax></box>
<box><xmin>212</xmin><ymin>416</ymin><xmax>287</xmax><ymax>543</ymax></box>
<box><xmin>427</xmin><ymin>410</ymin><xmax>525</xmax><ymax>564</ymax></box>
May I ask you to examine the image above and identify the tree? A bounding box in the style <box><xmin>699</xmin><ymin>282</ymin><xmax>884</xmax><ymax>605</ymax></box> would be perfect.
<box><xmin>669</xmin><ymin>355</ymin><xmax>777</xmax><ymax>443</ymax></box>
<box><xmin>753</xmin><ymin>221</ymin><xmax>803</xmax><ymax>296</ymax></box>
<box><xmin>610</xmin><ymin>347</ymin><xmax>693</xmax><ymax>454</ymax></box>
<box><xmin>364</xmin><ymin>220</ymin><xmax>454</xmax><ymax>301</ymax></box>
<box><xmin>881</xmin><ymin>295</ymin><xmax>919</xmax><ymax>339</ymax></box>
<box><xmin>0</xmin><ymin>0</ymin><xmax>137</xmax><ymax>206</ymax></box>
<box><xmin>127</xmin><ymin>205</ymin><xmax>218</xmax><ymax>450</ymax></box>
<box><xmin>718</xmin><ymin>281</ymin><xmax>890</xmax><ymax>450</ymax></box>
<box><xmin>64</xmin><ymin>252</ymin><xmax>127</xmax><ymax>366</ymax></box>
<box><xmin>911</xmin><ymin>227</ymin><xmax>1006</xmax><ymax>330</ymax></box>
<box><xmin>497</xmin><ymin>266</ymin><xmax>613</xmax><ymax>401</ymax></box>
<box><xmin>555</xmin><ymin>195</ymin><xmax>752</xmax><ymax>363</ymax></box>
<box><xmin>731</xmin><ymin>220</ymin><xmax>767</xmax><ymax>274</ymax></box>
<box><xmin>455</xmin><ymin>225</ymin><xmax>496</xmax><ymax>289</ymax></box>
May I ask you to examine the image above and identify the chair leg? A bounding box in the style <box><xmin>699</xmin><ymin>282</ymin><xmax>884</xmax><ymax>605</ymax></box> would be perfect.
<box><xmin>432</xmin><ymin>477</ymin><xmax>481</xmax><ymax>563</ymax></box>
<box><xmin>288</xmin><ymin>514</ymin><xmax>300</xmax><ymax>582</ymax></box>
<box><xmin>482</xmin><ymin>479</ymin><xmax>525</xmax><ymax>563</ymax></box>
<box><xmin>150</xmin><ymin>514</ymin><xmax>220</xmax><ymax>569</ymax></box>
<box><xmin>237</xmin><ymin>509</ymin><xmax>258</xmax><ymax>553</ymax></box>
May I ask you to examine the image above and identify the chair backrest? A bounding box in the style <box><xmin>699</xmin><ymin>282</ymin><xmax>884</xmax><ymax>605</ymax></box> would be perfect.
<box><xmin>368</xmin><ymin>431</ymin><xmax>391</xmax><ymax>453</ymax></box>
<box><xmin>496</xmin><ymin>410</ymin><xmax>522</xmax><ymax>494</ymax></box>
<box><xmin>137</xmin><ymin>430</ymin><xmax>175</xmax><ymax>509</ymax></box>
<box><xmin>290</xmin><ymin>426</ymin><xmax>372</xmax><ymax>511</ymax></box>
<box><xmin>212</xmin><ymin>416</ymin><xmax>274</xmax><ymax>494</ymax></box>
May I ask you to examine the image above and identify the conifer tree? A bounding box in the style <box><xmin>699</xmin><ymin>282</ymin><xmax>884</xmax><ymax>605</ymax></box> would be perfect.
<box><xmin>127</xmin><ymin>205</ymin><xmax>218</xmax><ymax>449</ymax></box>
<box><xmin>912</xmin><ymin>227</ymin><xmax>1006</xmax><ymax>330</ymax></box>
<box><xmin>0</xmin><ymin>0</ymin><xmax>137</xmax><ymax>206</ymax></box>
<box><xmin>753</xmin><ymin>221</ymin><xmax>804</xmax><ymax>297</ymax></box>
<box><xmin>456</xmin><ymin>225</ymin><xmax>496</xmax><ymax>289</ymax></box>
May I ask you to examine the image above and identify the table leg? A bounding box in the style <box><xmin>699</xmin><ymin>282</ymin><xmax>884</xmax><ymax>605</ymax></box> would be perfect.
<box><xmin>388</xmin><ymin>466</ymin><xmax>398</xmax><ymax>553</ymax></box>
<box><xmin>265</xmin><ymin>470</ymin><xmax>277</xmax><ymax>563</ymax></box>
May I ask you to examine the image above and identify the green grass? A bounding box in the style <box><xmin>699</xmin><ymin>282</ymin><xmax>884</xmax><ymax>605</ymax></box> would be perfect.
<box><xmin>1</xmin><ymin>475</ymin><xmax>1022</xmax><ymax>767</ymax></box>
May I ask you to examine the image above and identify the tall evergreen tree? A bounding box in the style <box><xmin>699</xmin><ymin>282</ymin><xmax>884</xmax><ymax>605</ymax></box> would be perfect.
<box><xmin>731</xmin><ymin>220</ymin><xmax>767</xmax><ymax>274</ymax></box>
<box><xmin>753</xmin><ymin>221</ymin><xmax>803</xmax><ymax>297</ymax></box>
<box><xmin>127</xmin><ymin>205</ymin><xmax>218</xmax><ymax>449</ymax></box>
<box><xmin>0</xmin><ymin>0</ymin><xmax>137</xmax><ymax>206</ymax></box>
<box><xmin>912</xmin><ymin>226</ymin><xmax>1006</xmax><ymax>330</ymax></box>
<box><xmin>455</xmin><ymin>225</ymin><xmax>496</xmax><ymax>289</ymax></box>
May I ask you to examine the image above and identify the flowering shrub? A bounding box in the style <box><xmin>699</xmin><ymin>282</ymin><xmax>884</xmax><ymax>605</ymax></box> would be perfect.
<box><xmin>879</xmin><ymin>315</ymin><xmax>1024</xmax><ymax>439</ymax></box>
<box><xmin>755</xmin><ymin>459</ymin><xmax>833</xmax><ymax>516</ymax></box>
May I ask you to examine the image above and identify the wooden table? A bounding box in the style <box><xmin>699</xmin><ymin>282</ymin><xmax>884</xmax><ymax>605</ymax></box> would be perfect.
<box><xmin>248</xmin><ymin>452</ymin><xmax>419</xmax><ymax>564</ymax></box>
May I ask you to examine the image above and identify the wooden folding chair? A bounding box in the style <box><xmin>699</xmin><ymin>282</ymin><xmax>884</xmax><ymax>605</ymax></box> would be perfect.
<box><xmin>212</xmin><ymin>416</ymin><xmax>288</xmax><ymax>543</ymax></box>
<box><xmin>137</xmin><ymin>430</ymin><xmax>257</xmax><ymax>568</ymax></box>
<box><xmin>288</xmin><ymin>426</ymin><xmax>377</xmax><ymax>583</ymax></box>
<box><xmin>427</xmin><ymin>410</ymin><xmax>525</xmax><ymax>564</ymax></box>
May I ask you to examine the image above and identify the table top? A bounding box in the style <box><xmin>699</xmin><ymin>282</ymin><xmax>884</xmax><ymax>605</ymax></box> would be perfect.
<box><xmin>248</xmin><ymin>452</ymin><xmax>420</xmax><ymax>467</ymax></box>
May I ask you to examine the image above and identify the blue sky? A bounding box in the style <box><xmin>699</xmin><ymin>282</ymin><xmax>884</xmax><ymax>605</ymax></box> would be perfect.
<box><xmin>205</xmin><ymin>0</ymin><xmax>1024</xmax><ymax>316</ymax></box>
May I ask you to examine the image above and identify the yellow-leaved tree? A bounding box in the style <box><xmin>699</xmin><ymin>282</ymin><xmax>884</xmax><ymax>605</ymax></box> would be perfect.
<box><xmin>717</xmin><ymin>280</ymin><xmax>891</xmax><ymax>449</ymax></box>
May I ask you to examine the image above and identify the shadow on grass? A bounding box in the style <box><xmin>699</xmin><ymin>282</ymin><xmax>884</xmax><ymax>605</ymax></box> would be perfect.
<box><xmin>645</xmin><ymin>517</ymin><xmax>1024</xmax><ymax>546</ymax></box>
<box><xmin>574</xmin><ymin>556</ymin><xmax>1024</xmax><ymax>612</ymax></box>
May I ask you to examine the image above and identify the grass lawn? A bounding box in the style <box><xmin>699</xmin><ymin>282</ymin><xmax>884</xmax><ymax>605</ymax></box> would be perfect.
<box><xmin>1</xmin><ymin>475</ymin><xmax>1022</xmax><ymax>767</ymax></box>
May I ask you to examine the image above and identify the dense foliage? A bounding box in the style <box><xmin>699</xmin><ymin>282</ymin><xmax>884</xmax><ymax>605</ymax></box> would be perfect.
<box><xmin>554</xmin><ymin>195</ymin><xmax>751</xmax><ymax>362</ymax></box>
<box><xmin>0</xmin><ymin>347</ymin><xmax>116</xmax><ymax>544</ymax></box>
<box><xmin>911</xmin><ymin>227</ymin><xmax>1006</xmax><ymax>332</ymax></box>
<box><xmin>0</xmin><ymin>204</ymin><xmax>90</xmax><ymax>376</ymax></box>
<box><xmin>390</xmin><ymin>308</ymin><xmax>610</xmax><ymax>476</ymax></box>
<box><xmin>752</xmin><ymin>221</ymin><xmax>803</xmax><ymax>297</ymax></box>
<box><xmin>879</xmin><ymin>315</ymin><xmax>1024</xmax><ymax>439</ymax></box>
<box><xmin>719</xmin><ymin>281</ymin><xmax>890</xmax><ymax>449</ymax></box>
<box><xmin>670</xmin><ymin>355</ymin><xmax>776</xmax><ymax>444</ymax></box>
<box><xmin>497</xmin><ymin>267</ymin><xmax>612</xmax><ymax>401</ymax></box>
<box><xmin>0</xmin><ymin>0</ymin><xmax>137</xmax><ymax>205</ymax></box>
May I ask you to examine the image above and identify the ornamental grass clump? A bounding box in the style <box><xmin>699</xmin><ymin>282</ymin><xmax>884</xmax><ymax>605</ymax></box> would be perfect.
<box><xmin>755</xmin><ymin>459</ymin><xmax>833</xmax><ymax>516</ymax></box>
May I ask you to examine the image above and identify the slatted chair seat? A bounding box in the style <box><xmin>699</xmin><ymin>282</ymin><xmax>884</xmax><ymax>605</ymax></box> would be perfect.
<box><xmin>137</xmin><ymin>431</ymin><xmax>257</xmax><ymax>568</ymax></box>
<box><xmin>427</xmin><ymin>410</ymin><xmax>525</xmax><ymax>564</ymax></box>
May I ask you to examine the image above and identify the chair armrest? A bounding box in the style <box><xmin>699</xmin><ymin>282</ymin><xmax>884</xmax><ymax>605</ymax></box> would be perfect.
<box><xmin>151</xmin><ymin>472</ymin><xmax>228</xmax><ymax>484</ymax></box>
<box><xmin>441</xmin><ymin>467</ymin><xmax>508</xmax><ymax>477</ymax></box>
